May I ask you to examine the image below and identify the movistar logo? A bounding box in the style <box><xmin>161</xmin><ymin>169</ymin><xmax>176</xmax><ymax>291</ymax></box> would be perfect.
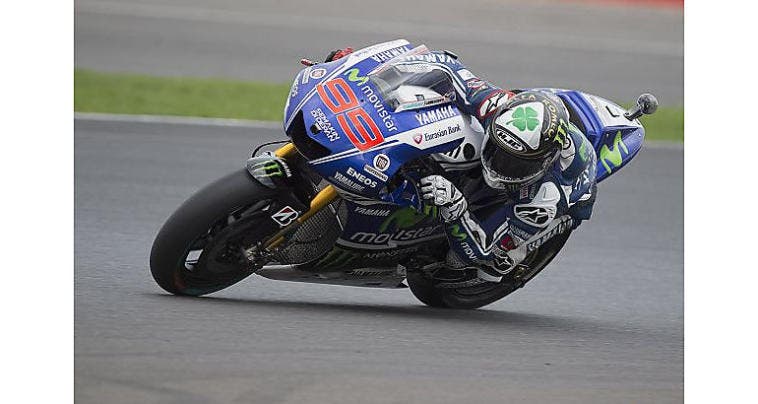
<box><xmin>599</xmin><ymin>131</ymin><xmax>629</xmax><ymax>173</ymax></box>
<box><xmin>344</xmin><ymin>68</ymin><xmax>369</xmax><ymax>85</ymax></box>
<box><xmin>448</xmin><ymin>224</ymin><xmax>467</xmax><ymax>241</ymax></box>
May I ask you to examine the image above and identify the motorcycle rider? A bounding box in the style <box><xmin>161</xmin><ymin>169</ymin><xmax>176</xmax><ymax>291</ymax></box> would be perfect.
<box><xmin>249</xmin><ymin>46</ymin><xmax>597</xmax><ymax>282</ymax></box>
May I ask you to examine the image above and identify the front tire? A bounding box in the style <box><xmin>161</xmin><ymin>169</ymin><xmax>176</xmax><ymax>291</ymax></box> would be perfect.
<box><xmin>150</xmin><ymin>169</ymin><xmax>279</xmax><ymax>296</ymax></box>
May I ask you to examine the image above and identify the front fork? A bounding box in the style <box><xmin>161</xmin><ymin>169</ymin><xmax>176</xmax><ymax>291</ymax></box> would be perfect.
<box><xmin>263</xmin><ymin>143</ymin><xmax>340</xmax><ymax>251</ymax></box>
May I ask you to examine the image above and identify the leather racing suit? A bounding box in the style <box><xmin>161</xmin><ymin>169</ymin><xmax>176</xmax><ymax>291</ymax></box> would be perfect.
<box><xmin>413</xmin><ymin>50</ymin><xmax>599</xmax><ymax>282</ymax></box>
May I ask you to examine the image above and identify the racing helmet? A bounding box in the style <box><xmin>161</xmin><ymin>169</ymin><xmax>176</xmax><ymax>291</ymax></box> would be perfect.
<box><xmin>481</xmin><ymin>91</ymin><xmax>570</xmax><ymax>190</ymax></box>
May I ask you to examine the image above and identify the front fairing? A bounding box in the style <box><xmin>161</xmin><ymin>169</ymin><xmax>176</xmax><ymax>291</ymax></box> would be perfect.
<box><xmin>285</xmin><ymin>41</ymin><xmax>481</xmax><ymax>205</ymax></box>
<box><xmin>284</xmin><ymin>39</ymin><xmax>414</xmax><ymax>133</ymax></box>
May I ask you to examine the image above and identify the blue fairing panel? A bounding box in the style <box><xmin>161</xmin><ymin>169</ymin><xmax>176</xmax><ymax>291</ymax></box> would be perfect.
<box><xmin>555</xmin><ymin>90</ymin><xmax>645</xmax><ymax>183</ymax></box>
<box><xmin>284</xmin><ymin>40</ymin><xmax>483</xmax><ymax>204</ymax></box>
<box><xmin>283</xmin><ymin>39</ymin><xmax>414</xmax><ymax>133</ymax></box>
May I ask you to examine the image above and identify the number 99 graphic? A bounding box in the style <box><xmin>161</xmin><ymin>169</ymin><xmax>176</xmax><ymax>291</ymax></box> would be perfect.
<box><xmin>316</xmin><ymin>78</ymin><xmax>385</xmax><ymax>151</ymax></box>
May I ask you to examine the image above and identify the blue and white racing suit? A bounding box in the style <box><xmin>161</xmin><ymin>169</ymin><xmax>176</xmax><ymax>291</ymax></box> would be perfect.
<box><xmin>420</xmin><ymin>50</ymin><xmax>599</xmax><ymax>281</ymax></box>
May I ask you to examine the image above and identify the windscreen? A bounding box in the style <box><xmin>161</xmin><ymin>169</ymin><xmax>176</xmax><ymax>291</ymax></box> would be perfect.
<box><xmin>368</xmin><ymin>45</ymin><xmax>457</xmax><ymax>113</ymax></box>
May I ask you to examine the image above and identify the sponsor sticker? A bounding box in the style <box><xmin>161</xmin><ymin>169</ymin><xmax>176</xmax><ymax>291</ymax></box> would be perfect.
<box><xmin>301</xmin><ymin>67</ymin><xmax>312</xmax><ymax>84</ymax></box>
<box><xmin>498</xmin><ymin>103</ymin><xmax>544</xmax><ymax>147</ymax></box>
<box><xmin>342</xmin><ymin>68</ymin><xmax>399</xmax><ymax>133</ymax></box>
<box><xmin>414</xmin><ymin>105</ymin><xmax>458</xmax><ymax>125</ymax></box>
<box><xmin>333</xmin><ymin>171</ymin><xmax>365</xmax><ymax>192</ymax></box>
<box><xmin>354</xmin><ymin>207</ymin><xmax>392</xmax><ymax>216</ymax></box>
<box><xmin>289</xmin><ymin>77</ymin><xmax>299</xmax><ymax>98</ymax></box>
<box><xmin>359</xmin><ymin>82</ymin><xmax>398</xmax><ymax>133</ymax></box>
<box><xmin>413</xmin><ymin>133</ymin><xmax>423</xmax><ymax>144</ymax></box>
<box><xmin>423</xmin><ymin>123</ymin><xmax>461</xmax><ymax>142</ymax></box>
<box><xmin>456</xmin><ymin>69</ymin><xmax>476</xmax><ymax>81</ymax></box>
<box><xmin>466</xmin><ymin>79</ymin><xmax>486</xmax><ymax>89</ymax></box>
<box><xmin>478</xmin><ymin>91</ymin><xmax>511</xmax><ymax>118</ymax></box>
<box><xmin>369</xmin><ymin>45</ymin><xmax>412</xmax><ymax>63</ymax></box>
<box><xmin>346</xmin><ymin>166</ymin><xmax>378</xmax><ymax>188</ymax></box>
<box><xmin>514</xmin><ymin>206</ymin><xmax>553</xmax><ymax>228</ymax></box>
<box><xmin>525</xmin><ymin>216</ymin><xmax>573</xmax><ymax>252</ymax></box>
<box><xmin>373</xmin><ymin>154</ymin><xmax>390</xmax><ymax>172</ymax></box>
<box><xmin>310</xmin><ymin>108</ymin><xmax>340</xmax><ymax>141</ymax></box>
<box><xmin>309</xmin><ymin>68</ymin><xmax>326</xmax><ymax>80</ymax></box>
<box><xmin>519</xmin><ymin>186</ymin><xmax>529</xmax><ymax>200</ymax></box>
<box><xmin>494</xmin><ymin>127</ymin><xmax>526</xmax><ymax>152</ymax></box>
<box><xmin>398</xmin><ymin>53</ymin><xmax>461</xmax><ymax>66</ymax></box>
<box><xmin>271</xmin><ymin>206</ymin><xmax>299</xmax><ymax>227</ymax></box>
<box><xmin>364</xmin><ymin>164</ymin><xmax>388</xmax><ymax>182</ymax></box>
<box><xmin>348</xmin><ymin>225</ymin><xmax>440</xmax><ymax>245</ymax></box>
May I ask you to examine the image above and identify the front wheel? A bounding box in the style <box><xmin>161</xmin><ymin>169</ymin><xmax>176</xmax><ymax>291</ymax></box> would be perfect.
<box><xmin>150</xmin><ymin>169</ymin><xmax>282</xmax><ymax>296</ymax></box>
<box><xmin>407</xmin><ymin>231</ymin><xmax>571</xmax><ymax>309</ymax></box>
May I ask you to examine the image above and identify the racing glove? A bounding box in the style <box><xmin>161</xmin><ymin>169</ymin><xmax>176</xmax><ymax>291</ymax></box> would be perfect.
<box><xmin>420</xmin><ymin>175</ymin><xmax>468</xmax><ymax>223</ymax></box>
<box><xmin>245</xmin><ymin>152</ymin><xmax>292</xmax><ymax>189</ymax></box>
<box><xmin>324</xmin><ymin>47</ymin><xmax>354</xmax><ymax>62</ymax></box>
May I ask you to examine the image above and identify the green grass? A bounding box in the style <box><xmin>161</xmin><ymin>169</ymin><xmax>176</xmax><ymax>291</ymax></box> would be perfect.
<box><xmin>635</xmin><ymin>104</ymin><xmax>683</xmax><ymax>142</ymax></box>
<box><xmin>74</xmin><ymin>69</ymin><xmax>683</xmax><ymax>142</ymax></box>
<box><xmin>74</xmin><ymin>69</ymin><xmax>290</xmax><ymax>121</ymax></box>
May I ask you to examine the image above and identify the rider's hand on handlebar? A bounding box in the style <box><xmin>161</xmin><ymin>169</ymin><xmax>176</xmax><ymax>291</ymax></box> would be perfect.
<box><xmin>246</xmin><ymin>152</ymin><xmax>292</xmax><ymax>189</ymax></box>
<box><xmin>420</xmin><ymin>175</ymin><xmax>468</xmax><ymax>223</ymax></box>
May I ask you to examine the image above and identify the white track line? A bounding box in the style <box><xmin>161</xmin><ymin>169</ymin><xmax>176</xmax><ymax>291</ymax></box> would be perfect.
<box><xmin>74</xmin><ymin>112</ymin><xmax>682</xmax><ymax>150</ymax></box>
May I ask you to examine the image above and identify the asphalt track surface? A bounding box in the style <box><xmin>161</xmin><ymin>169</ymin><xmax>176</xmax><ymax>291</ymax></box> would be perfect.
<box><xmin>75</xmin><ymin>0</ymin><xmax>683</xmax><ymax>106</ymax></box>
<box><xmin>75</xmin><ymin>117</ymin><xmax>683</xmax><ymax>403</ymax></box>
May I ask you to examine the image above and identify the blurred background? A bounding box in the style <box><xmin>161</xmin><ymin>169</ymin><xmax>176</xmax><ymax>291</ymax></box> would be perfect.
<box><xmin>75</xmin><ymin>0</ymin><xmax>683</xmax><ymax>138</ymax></box>
<box><xmin>75</xmin><ymin>1</ymin><xmax>683</xmax><ymax>403</ymax></box>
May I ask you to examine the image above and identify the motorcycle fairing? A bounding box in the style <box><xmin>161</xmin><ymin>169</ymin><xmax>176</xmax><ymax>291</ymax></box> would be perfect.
<box><xmin>336</xmin><ymin>203</ymin><xmax>444</xmax><ymax>250</ymax></box>
<box><xmin>284</xmin><ymin>39</ymin><xmax>413</xmax><ymax>133</ymax></box>
<box><xmin>552</xmin><ymin>90</ymin><xmax>645</xmax><ymax>183</ymax></box>
<box><xmin>287</xmin><ymin>42</ymin><xmax>483</xmax><ymax>203</ymax></box>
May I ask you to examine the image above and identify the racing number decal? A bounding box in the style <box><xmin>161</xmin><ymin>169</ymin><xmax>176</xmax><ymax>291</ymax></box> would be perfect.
<box><xmin>317</xmin><ymin>78</ymin><xmax>384</xmax><ymax>151</ymax></box>
<box><xmin>338</xmin><ymin>109</ymin><xmax>383</xmax><ymax>150</ymax></box>
<box><xmin>316</xmin><ymin>78</ymin><xmax>359</xmax><ymax>113</ymax></box>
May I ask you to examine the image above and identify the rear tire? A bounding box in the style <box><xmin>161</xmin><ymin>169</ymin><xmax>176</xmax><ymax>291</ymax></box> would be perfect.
<box><xmin>407</xmin><ymin>231</ymin><xmax>571</xmax><ymax>309</ymax></box>
<box><xmin>149</xmin><ymin>169</ymin><xmax>279</xmax><ymax>296</ymax></box>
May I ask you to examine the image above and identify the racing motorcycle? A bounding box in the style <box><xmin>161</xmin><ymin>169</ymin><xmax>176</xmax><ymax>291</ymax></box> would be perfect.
<box><xmin>150</xmin><ymin>40</ymin><xmax>658</xmax><ymax>309</ymax></box>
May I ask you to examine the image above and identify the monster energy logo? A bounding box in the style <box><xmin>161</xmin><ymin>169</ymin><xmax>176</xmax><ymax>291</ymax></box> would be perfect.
<box><xmin>344</xmin><ymin>68</ymin><xmax>369</xmax><ymax>85</ymax></box>
<box><xmin>261</xmin><ymin>161</ymin><xmax>285</xmax><ymax>178</ymax></box>
<box><xmin>317</xmin><ymin>247</ymin><xmax>360</xmax><ymax>268</ymax></box>
<box><xmin>599</xmin><ymin>131</ymin><xmax>629</xmax><ymax>173</ymax></box>
<box><xmin>379</xmin><ymin>205</ymin><xmax>438</xmax><ymax>232</ymax></box>
<box><xmin>555</xmin><ymin>118</ymin><xmax>569</xmax><ymax>146</ymax></box>
<box><xmin>317</xmin><ymin>245</ymin><xmax>420</xmax><ymax>269</ymax></box>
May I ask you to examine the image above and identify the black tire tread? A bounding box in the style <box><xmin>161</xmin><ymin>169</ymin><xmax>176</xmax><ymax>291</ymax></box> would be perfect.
<box><xmin>149</xmin><ymin>169</ymin><xmax>276</xmax><ymax>295</ymax></box>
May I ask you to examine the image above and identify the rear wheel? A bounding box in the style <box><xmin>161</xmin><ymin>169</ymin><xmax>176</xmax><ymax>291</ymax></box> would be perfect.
<box><xmin>149</xmin><ymin>169</ymin><xmax>281</xmax><ymax>296</ymax></box>
<box><xmin>407</xmin><ymin>231</ymin><xmax>571</xmax><ymax>309</ymax></box>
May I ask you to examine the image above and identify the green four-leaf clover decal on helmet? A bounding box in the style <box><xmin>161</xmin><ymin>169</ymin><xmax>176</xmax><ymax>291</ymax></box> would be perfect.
<box><xmin>506</xmin><ymin>106</ymin><xmax>540</xmax><ymax>132</ymax></box>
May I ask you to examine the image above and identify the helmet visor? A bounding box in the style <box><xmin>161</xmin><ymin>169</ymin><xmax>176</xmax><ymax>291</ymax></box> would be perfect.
<box><xmin>482</xmin><ymin>138</ymin><xmax>553</xmax><ymax>187</ymax></box>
